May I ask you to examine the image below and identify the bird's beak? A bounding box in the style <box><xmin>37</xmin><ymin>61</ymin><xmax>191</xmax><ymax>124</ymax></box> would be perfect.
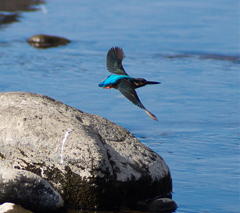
<box><xmin>147</xmin><ymin>81</ymin><xmax>161</xmax><ymax>84</ymax></box>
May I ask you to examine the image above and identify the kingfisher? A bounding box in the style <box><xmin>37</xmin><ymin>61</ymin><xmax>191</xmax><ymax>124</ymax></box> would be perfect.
<box><xmin>98</xmin><ymin>47</ymin><xmax>160</xmax><ymax>121</ymax></box>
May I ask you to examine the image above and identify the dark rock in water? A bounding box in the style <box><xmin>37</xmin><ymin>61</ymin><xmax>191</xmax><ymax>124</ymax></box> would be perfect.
<box><xmin>0</xmin><ymin>13</ymin><xmax>19</xmax><ymax>26</ymax></box>
<box><xmin>0</xmin><ymin>92</ymin><xmax>173</xmax><ymax>211</ymax></box>
<box><xmin>0</xmin><ymin>0</ymin><xmax>44</xmax><ymax>28</ymax></box>
<box><xmin>0</xmin><ymin>0</ymin><xmax>44</xmax><ymax>12</ymax></box>
<box><xmin>163</xmin><ymin>53</ymin><xmax>240</xmax><ymax>63</ymax></box>
<box><xmin>0</xmin><ymin>167</ymin><xmax>63</xmax><ymax>212</ymax></box>
<box><xmin>137</xmin><ymin>197</ymin><xmax>177</xmax><ymax>213</ymax></box>
<box><xmin>148</xmin><ymin>198</ymin><xmax>178</xmax><ymax>212</ymax></box>
<box><xmin>27</xmin><ymin>34</ymin><xmax>70</xmax><ymax>48</ymax></box>
<box><xmin>164</xmin><ymin>54</ymin><xmax>192</xmax><ymax>59</ymax></box>
<box><xmin>198</xmin><ymin>54</ymin><xmax>240</xmax><ymax>62</ymax></box>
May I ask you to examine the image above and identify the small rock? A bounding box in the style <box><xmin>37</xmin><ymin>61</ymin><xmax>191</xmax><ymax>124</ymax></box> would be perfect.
<box><xmin>148</xmin><ymin>198</ymin><xmax>178</xmax><ymax>212</ymax></box>
<box><xmin>0</xmin><ymin>0</ymin><xmax>43</xmax><ymax>12</ymax></box>
<box><xmin>0</xmin><ymin>167</ymin><xmax>64</xmax><ymax>212</ymax></box>
<box><xmin>0</xmin><ymin>202</ymin><xmax>32</xmax><ymax>213</ymax></box>
<box><xmin>0</xmin><ymin>14</ymin><xmax>19</xmax><ymax>26</ymax></box>
<box><xmin>27</xmin><ymin>34</ymin><xmax>70</xmax><ymax>48</ymax></box>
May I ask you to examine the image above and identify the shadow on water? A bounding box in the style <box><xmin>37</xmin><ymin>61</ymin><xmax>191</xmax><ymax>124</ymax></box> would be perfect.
<box><xmin>0</xmin><ymin>0</ymin><xmax>44</xmax><ymax>27</ymax></box>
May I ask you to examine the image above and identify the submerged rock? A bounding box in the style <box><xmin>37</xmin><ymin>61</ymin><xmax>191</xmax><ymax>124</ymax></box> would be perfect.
<box><xmin>0</xmin><ymin>0</ymin><xmax>44</xmax><ymax>12</ymax></box>
<box><xmin>0</xmin><ymin>92</ymin><xmax>173</xmax><ymax>210</ymax></box>
<box><xmin>0</xmin><ymin>167</ymin><xmax>64</xmax><ymax>212</ymax></box>
<box><xmin>148</xmin><ymin>198</ymin><xmax>178</xmax><ymax>212</ymax></box>
<box><xmin>0</xmin><ymin>13</ymin><xmax>19</xmax><ymax>26</ymax></box>
<box><xmin>27</xmin><ymin>34</ymin><xmax>70</xmax><ymax>48</ymax></box>
<box><xmin>159</xmin><ymin>52</ymin><xmax>240</xmax><ymax>63</ymax></box>
<box><xmin>0</xmin><ymin>0</ymin><xmax>44</xmax><ymax>28</ymax></box>
<box><xmin>137</xmin><ymin>197</ymin><xmax>177</xmax><ymax>213</ymax></box>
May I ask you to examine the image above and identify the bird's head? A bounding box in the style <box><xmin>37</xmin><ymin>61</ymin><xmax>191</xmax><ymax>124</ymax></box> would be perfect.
<box><xmin>133</xmin><ymin>78</ymin><xmax>160</xmax><ymax>88</ymax></box>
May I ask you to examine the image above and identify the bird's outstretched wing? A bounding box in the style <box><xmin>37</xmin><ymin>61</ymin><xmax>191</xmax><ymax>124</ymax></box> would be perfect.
<box><xmin>106</xmin><ymin>47</ymin><xmax>128</xmax><ymax>75</ymax></box>
<box><xmin>117</xmin><ymin>79</ymin><xmax>158</xmax><ymax>120</ymax></box>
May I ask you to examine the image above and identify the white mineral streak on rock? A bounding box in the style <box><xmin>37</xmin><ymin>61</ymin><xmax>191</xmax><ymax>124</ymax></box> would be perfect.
<box><xmin>60</xmin><ymin>128</ymin><xmax>73</xmax><ymax>164</ymax></box>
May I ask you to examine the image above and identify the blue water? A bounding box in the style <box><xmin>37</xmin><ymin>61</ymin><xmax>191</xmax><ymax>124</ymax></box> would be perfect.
<box><xmin>0</xmin><ymin>0</ymin><xmax>239</xmax><ymax>212</ymax></box>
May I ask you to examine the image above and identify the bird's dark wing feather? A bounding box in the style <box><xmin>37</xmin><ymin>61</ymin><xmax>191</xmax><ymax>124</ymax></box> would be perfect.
<box><xmin>117</xmin><ymin>79</ymin><xmax>158</xmax><ymax>120</ymax></box>
<box><xmin>117</xmin><ymin>79</ymin><xmax>145</xmax><ymax>109</ymax></box>
<box><xmin>106</xmin><ymin>47</ymin><xmax>128</xmax><ymax>75</ymax></box>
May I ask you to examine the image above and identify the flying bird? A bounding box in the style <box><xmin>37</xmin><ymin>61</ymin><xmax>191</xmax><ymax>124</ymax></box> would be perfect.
<box><xmin>98</xmin><ymin>47</ymin><xmax>160</xmax><ymax>120</ymax></box>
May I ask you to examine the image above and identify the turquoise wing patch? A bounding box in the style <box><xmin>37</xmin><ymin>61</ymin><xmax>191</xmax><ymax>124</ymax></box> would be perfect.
<box><xmin>98</xmin><ymin>75</ymin><xmax>132</xmax><ymax>87</ymax></box>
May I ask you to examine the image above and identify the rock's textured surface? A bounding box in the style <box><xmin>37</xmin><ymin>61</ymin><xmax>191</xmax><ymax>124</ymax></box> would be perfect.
<box><xmin>27</xmin><ymin>34</ymin><xmax>70</xmax><ymax>48</ymax></box>
<box><xmin>0</xmin><ymin>167</ymin><xmax>63</xmax><ymax>212</ymax></box>
<box><xmin>0</xmin><ymin>92</ymin><xmax>172</xmax><ymax>210</ymax></box>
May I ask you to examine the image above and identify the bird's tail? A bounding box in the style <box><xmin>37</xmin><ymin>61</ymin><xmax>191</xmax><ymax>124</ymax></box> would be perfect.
<box><xmin>144</xmin><ymin>109</ymin><xmax>158</xmax><ymax>121</ymax></box>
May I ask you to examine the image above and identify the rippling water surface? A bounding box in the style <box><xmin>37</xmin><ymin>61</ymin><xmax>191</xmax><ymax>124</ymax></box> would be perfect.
<box><xmin>0</xmin><ymin>0</ymin><xmax>239</xmax><ymax>213</ymax></box>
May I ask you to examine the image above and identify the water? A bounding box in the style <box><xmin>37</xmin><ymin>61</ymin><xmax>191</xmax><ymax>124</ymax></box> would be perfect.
<box><xmin>0</xmin><ymin>0</ymin><xmax>239</xmax><ymax>212</ymax></box>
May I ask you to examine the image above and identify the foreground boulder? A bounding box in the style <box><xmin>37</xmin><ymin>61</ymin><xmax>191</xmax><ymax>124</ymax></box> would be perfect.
<box><xmin>27</xmin><ymin>34</ymin><xmax>70</xmax><ymax>48</ymax></box>
<box><xmin>0</xmin><ymin>92</ymin><xmax>173</xmax><ymax>211</ymax></box>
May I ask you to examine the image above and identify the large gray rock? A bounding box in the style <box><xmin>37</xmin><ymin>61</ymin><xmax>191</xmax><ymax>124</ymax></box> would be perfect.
<box><xmin>0</xmin><ymin>92</ymin><xmax>172</xmax><ymax>210</ymax></box>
